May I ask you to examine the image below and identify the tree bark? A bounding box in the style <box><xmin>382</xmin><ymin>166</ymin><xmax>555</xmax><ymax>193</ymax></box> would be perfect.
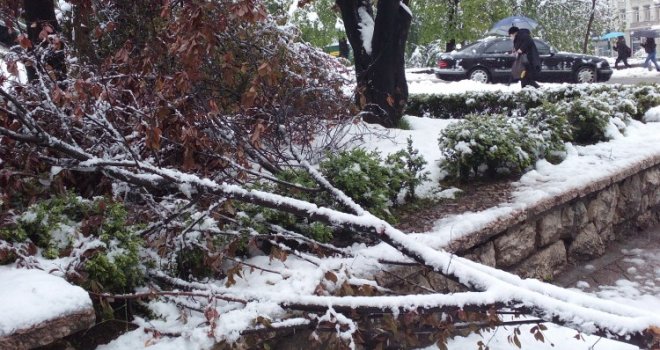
<box><xmin>582</xmin><ymin>0</ymin><xmax>597</xmax><ymax>54</ymax></box>
<box><xmin>337</xmin><ymin>0</ymin><xmax>412</xmax><ymax>128</ymax></box>
<box><xmin>22</xmin><ymin>0</ymin><xmax>66</xmax><ymax>81</ymax></box>
<box><xmin>445</xmin><ymin>0</ymin><xmax>459</xmax><ymax>52</ymax></box>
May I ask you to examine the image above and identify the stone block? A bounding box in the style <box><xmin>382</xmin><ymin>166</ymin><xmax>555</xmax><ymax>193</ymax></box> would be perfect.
<box><xmin>568</xmin><ymin>223</ymin><xmax>605</xmax><ymax>262</ymax></box>
<box><xmin>537</xmin><ymin>209</ymin><xmax>562</xmax><ymax>247</ymax></box>
<box><xmin>463</xmin><ymin>241</ymin><xmax>497</xmax><ymax>267</ymax></box>
<box><xmin>375</xmin><ymin>266</ymin><xmax>464</xmax><ymax>294</ymax></box>
<box><xmin>560</xmin><ymin>204</ymin><xmax>575</xmax><ymax>233</ymax></box>
<box><xmin>599</xmin><ymin>225</ymin><xmax>615</xmax><ymax>242</ymax></box>
<box><xmin>642</xmin><ymin>167</ymin><xmax>660</xmax><ymax>192</ymax></box>
<box><xmin>616</xmin><ymin>175</ymin><xmax>643</xmax><ymax>223</ymax></box>
<box><xmin>494</xmin><ymin>223</ymin><xmax>536</xmax><ymax>268</ymax></box>
<box><xmin>514</xmin><ymin>241</ymin><xmax>567</xmax><ymax>280</ymax></box>
<box><xmin>587</xmin><ymin>186</ymin><xmax>618</xmax><ymax>233</ymax></box>
<box><xmin>634</xmin><ymin>211</ymin><xmax>656</xmax><ymax>231</ymax></box>
<box><xmin>574</xmin><ymin>201</ymin><xmax>589</xmax><ymax>230</ymax></box>
<box><xmin>650</xmin><ymin>187</ymin><xmax>660</xmax><ymax>207</ymax></box>
<box><xmin>562</xmin><ymin>202</ymin><xmax>588</xmax><ymax>239</ymax></box>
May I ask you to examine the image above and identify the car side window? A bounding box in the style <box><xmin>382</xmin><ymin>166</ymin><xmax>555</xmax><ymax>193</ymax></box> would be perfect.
<box><xmin>535</xmin><ymin>40</ymin><xmax>551</xmax><ymax>55</ymax></box>
<box><xmin>483</xmin><ymin>41</ymin><xmax>513</xmax><ymax>54</ymax></box>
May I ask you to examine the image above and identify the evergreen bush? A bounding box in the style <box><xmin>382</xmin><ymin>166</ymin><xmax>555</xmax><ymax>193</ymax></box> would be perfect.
<box><xmin>438</xmin><ymin>115</ymin><xmax>540</xmax><ymax>180</ymax></box>
<box><xmin>0</xmin><ymin>194</ymin><xmax>144</xmax><ymax>293</ymax></box>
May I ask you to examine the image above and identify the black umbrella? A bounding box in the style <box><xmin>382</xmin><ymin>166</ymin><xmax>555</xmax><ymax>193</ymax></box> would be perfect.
<box><xmin>631</xmin><ymin>29</ymin><xmax>660</xmax><ymax>38</ymax></box>
<box><xmin>488</xmin><ymin>16</ymin><xmax>539</xmax><ymax>36</ymax></box>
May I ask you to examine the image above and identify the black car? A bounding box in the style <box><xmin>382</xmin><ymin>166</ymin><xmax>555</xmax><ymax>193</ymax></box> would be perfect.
<box><xmin>434</xmin><ymin>37</ymin><xmax>612</xmax><ymax>84</ymax></box>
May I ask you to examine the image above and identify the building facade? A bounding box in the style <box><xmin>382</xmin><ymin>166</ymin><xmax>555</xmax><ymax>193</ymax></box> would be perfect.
<box><xmin>616</xmin><ymin>0</ymin><xmax>660</xmax><ymax>53</ymax></box>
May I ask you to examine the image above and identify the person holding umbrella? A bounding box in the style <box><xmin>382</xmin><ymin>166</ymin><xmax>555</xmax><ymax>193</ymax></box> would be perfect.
<box><xmin>641</xmin><ymin>37</ymin><xmax>660</xmax><ymax>72</ymax></box>
<box><xmin>613</xmin><ymin>36</ymin><xmax>632</xmax><ymax>69</ymax></box>
<box><xmin>509</xmin><ymin>26</ymin><xmax>541</xmax><ymax>88</ymax></box>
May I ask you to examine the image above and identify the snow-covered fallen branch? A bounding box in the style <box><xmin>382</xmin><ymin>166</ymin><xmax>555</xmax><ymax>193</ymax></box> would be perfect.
<box><xmin>2</xmin><ymin>85</ymin><xmax>659</xmax><ymax>348</ymax></box>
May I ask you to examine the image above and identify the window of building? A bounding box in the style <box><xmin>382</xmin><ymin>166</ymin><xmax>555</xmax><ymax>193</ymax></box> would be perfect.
<box><xmin>634</xmin><ymin>7</ymin><xmax>640</xmax><ymax>22</ymax></box>
<box><xmin>644</xmin><ymin>5</ymin><xmax>651</xmax><ymax>21</ymax></box>
<box><xmin>620</xmin><ymin>9</ymin><xmax>626</xmax><ymax>22</ymax></box>
<box><xmin>656</xmin><ymin>6</ymin><xmax>660</xmax><ymax>21</ymax></box>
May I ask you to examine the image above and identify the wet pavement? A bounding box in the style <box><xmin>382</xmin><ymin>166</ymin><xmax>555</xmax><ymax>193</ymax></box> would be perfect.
<box><xmin>554</xmin><ymin>225</ymin><xmax>660</xmax><ymax>296</ymax></box>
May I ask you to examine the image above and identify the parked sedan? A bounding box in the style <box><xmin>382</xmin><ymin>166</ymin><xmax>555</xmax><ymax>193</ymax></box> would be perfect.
<box><xmin>434</xmin><ymin>37</ymin><xmax>612</xmax><ymax>84</ymax></box>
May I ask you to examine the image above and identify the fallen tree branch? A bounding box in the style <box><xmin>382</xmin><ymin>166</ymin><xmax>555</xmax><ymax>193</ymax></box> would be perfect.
<box><xmin>3</xmin><ymin>85</ymin><xmax>660</xmax><ymax>348</ymax></box>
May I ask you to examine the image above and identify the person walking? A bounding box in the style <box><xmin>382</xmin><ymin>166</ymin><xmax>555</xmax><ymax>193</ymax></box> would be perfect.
<box><xmin>613</xmin><ymin>36</ymin><xmax>632</xmax><ymax>69</ymax></box>
<box><xmin>338</xmin><ymin>37</ymin><xmax>350</xmax><ymax>60</ymax></box>
<box><xmin>509</xmin><ymin>26</ymin><xmax>541</xmax><ymax>88</ymax></box>
<box><xmin>641</xmin><ymin>37</ymin><xmax>660</xmax><ymax>71</ymax></box>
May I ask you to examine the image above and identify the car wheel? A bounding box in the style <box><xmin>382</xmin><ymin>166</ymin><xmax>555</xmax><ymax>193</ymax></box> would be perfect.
<box><xmin>575</xmin><ymin>66</ymin><xmax>596</xmax><ymax>83</ymax></box>
<box><xmin>469</xmin><ymin>68</ymin><xmax>490</xmax><ymax>83</ymax></box>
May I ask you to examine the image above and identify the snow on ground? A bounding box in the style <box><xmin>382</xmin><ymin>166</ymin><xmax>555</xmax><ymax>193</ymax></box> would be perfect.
<box><xmin>0</xmin><ymin>266</ymin><xmax>92</xmax><ymax>337</ymax></box>
<box><xmin>607</xmin><ymin>57</ymin><xmax>660</xmax><ymax>78</ymax></box>
<box><xmin>645</xmin><ymin>105</ymin><xmax>660</xmax><ymax>122</ymax></box>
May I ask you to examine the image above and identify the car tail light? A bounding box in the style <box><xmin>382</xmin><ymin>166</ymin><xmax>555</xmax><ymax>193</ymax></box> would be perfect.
<box><xmin>438</xmin><ymin>60</ymin><xmax>449</xmax><ymax>69</ymax></box>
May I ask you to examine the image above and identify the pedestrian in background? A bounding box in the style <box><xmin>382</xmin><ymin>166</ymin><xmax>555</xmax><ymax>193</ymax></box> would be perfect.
<box><xmin>613</xmin><ymin>36</ymin><xmax>632</xmax><ymax>69</ymax></box>
<box><xmin>509</xmin><ymin>26</ymin><xmax>541</xmax><ymax>88</ymax></box>
<box><xmin>641</xmin><ymin>37</ymin><xmax>660</xmax><ymax>72</ymax></box>
<box><xmin>338</xmin><ymin>37</ymin><xmax>350</xmax><ymax>60</ymax></box>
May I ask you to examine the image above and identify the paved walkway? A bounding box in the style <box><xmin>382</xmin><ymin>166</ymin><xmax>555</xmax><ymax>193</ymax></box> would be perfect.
<box><xmin>554</xmin><ymin>225</ymin><xmax>660</xmax><ymax>297</ymax></box>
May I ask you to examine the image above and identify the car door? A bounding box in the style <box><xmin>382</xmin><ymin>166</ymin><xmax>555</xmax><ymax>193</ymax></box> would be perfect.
<box><xmin>481</xmin><ymin>40</ymin><xmax>514</xmax><ymax>81</ymax></box>
<box><xmin>535</xmin><ymin>40</ymin><xmax>563</xmax><ymax>82</ymax></box>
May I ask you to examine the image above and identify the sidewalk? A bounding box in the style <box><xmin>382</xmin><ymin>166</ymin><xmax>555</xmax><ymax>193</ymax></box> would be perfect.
<box><xmin>554</xmin><ymin>225</ymin><xmax>660</xmax><ymax>300</ymax></box>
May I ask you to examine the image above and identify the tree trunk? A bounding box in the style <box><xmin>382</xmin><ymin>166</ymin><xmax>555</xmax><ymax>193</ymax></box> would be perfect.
<box><xmin>23</xmin><ymin>0</ymin><xmax>66</xmax><ymax>81</ymax></box>
<box><xmin>70</xmin><ymin>1</ymin><xmax>97</xmax><ymax>64</ymax></box>
<box><xmin>337</xmin><ymin>0</ymin><xmax>412</xmax><ymax>128</ymax></box>
<box><xmin>582</xmin><ymin>0</ymin><xmax>597</xmax><ymax>54</ymax></box>
<box><xmin>445</xmin><ymin>0</ymin><xmax>458</xmax><ymax>52</ymax></box>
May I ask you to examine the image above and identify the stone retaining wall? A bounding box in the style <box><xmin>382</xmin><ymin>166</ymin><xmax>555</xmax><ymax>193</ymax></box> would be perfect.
<box><xmin>377</xmin><ymin>157</ymin><xmax>660</xmax><ymax>293</ymax></box>
<box><xmin>458</xmin><ymin>162</ymin><xmax>660</xmax><ymax>280</ymax></box>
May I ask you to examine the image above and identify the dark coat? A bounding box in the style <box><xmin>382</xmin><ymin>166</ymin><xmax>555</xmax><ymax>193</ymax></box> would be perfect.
<box><xmin>642</xmin><ymin>38</ymin><xmax>656</xmax><ymax>54</ymax></box>
<box><xmin>614</xmin><ymin>38</ymin><xmax>630</xmax><ymax>58</ymax></box>
<box><xmin>513</xmin><ymin>28</ymin><xmax>541</xmax><ymax>71</ymax></box>
<box><xmin>338</xmin><ymin>38</ymin><xmax>350</xmax><ymax>59</ymax></box>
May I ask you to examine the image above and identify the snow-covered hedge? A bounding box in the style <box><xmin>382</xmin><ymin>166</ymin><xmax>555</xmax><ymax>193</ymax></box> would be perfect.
<box><xmin>436</xmin><ymin>85</ymin><xmax>650</xmax><ymax>180</ymax></box>
<box><xmin>407</xmin><ymin>84</ymin><xmax>660</xmax><ymax>120</ymax></box>
<box><xmin>439</xmin><ymin>114</ymin><xmax>566</xmax><ymax>180</ymax></box>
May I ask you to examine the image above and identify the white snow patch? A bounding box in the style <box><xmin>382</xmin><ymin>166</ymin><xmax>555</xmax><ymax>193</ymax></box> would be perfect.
<box><xmin>0</xmin><ymin>267</ymin><xmax>92</xmax><ymax>337</ymax></box>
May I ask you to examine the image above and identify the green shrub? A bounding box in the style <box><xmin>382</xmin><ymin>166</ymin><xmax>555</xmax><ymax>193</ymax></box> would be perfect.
<box><xmin>320</xmin><ymin>148</ymin><xmax>396</xmax><ymax>221</ymax></box>
<box><xmin>438</xmin><ymin>115</ymin><xmax>541</xmax><ymax>180</ymax></box>
<box><xmin>406</xmin><ymin>92</ymin><xmax>522</xmax><ymax>119</ymax></box>
<box><xmin>0</xmin><ymin>194</ymin><xmax>144</xmax><ymax>293</ymax></box>
<box><xmin>630</xmin><ymin>84</ymin><xmax>660</xmax><ymax>120</ymax></box>
<box><xmin>553</xmin><ymin>99</ymin><xmax>612</xmax><ymax>144</ymax></box>
<box><xmin>524</xmin><ymin>103</ymin><xmax>571</xmax><ymax>164</ymax></box>
<box><xmin>385</xmin><ymin>137</ymin><xmax>430</xmax><ymax>200</ymax></box>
